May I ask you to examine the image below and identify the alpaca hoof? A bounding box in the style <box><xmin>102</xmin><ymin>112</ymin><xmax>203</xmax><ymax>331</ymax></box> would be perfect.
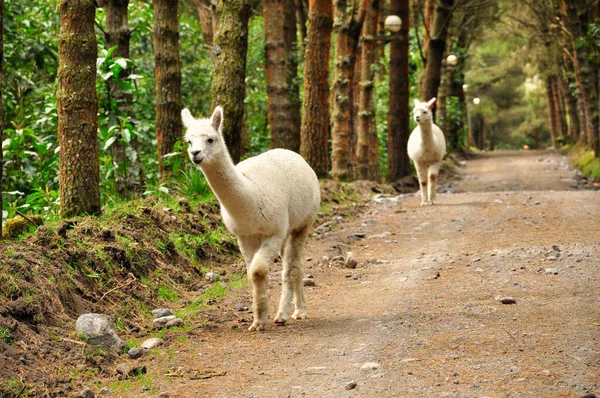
<box><xmin>420</xmin><ymin>202</ymin><xmax>428</xmax><ymax>206</ymax></box>
<box><xmin>273</xmin><ymin>315</ymin><xmax>288</xmax><ymax>326</ymax></box>
<box><xmin>248</xmin><ymin>322</ymin><xmax>266</xmax><ymax>332</ymax></box>
<box><xmin>292</xmin><ymin>310</ymin><xmax>308</xmax><ymax>320</ymax></box>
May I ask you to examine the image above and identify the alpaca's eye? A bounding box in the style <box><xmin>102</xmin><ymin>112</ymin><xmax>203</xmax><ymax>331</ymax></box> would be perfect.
<box><xmin>207</xmin><ymin>138</ymin><xmax>214</xmax><ymax>144</ymax></box>
<box><xmin>187</xmin><ymin>140</ymin><xmax>191</xmax><ymax>145</ymax></box>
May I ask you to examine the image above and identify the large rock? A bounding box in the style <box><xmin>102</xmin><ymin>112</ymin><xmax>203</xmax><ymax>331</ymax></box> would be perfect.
<box><xmin>76</xmin><ymin>314</ymin><xmax>126</xmax><ymax>351</ymax></box>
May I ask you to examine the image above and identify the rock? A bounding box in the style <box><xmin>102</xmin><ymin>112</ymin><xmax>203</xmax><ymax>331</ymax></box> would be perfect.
<box><xmin>352</xmin><ymin>274</ymin><xmax>361</xmax><ymax>280</ymax></box>
<box><xmin>360</xmin><ymin>362</ymin><xmax>380</xmax><ymax>370</ymax></box>
<box><xmin>303</xmin><ymin>278</ymin><xmax>316</xmax><ymax>287</ymax></box>
<box><xmin>349</xmin><ymin>232</ymin><xmax>366</xmax><ymax>239</ymax></box>
<box><xmin>178</xmin><ymin>197</ymin><xmax>192</xmax><ymax>212</ymax></box>
<box><xmin>99</xmin><ymin>388</ymin><xmax>112</xmax><ymax>395</ymax></box>
<box><xmin>580</xmin><ymin>394</ymin><xmax>597</xmax><ymax>398</ymax></box>
<box><xmin>234</xmin><ymin>305</ymin><xmax>248</xmax><ymax>312</ymax></box>
<box><xmin>205</xmin><ymin>272</ymin><xmax>220</xmax><ymax>283</ymax></box>
<box><xmin>75</xmin><ymin>314</ymin><xmax>126</xmax><ymax>351</ymax></box>
<box><xmin>545</xmin><ymin>268</ymin><xmax>558</xmax><ymax>275</ymax></box>
<box><xmin>151</xmin><ymin>309</ymin><xmax>173</xmax><ymax>319</ymax></box>
<box><xmin>116</xmin><ymin>363</ymin><xmax>146</xmax><ymax>378</ymax></box>
<box><xmin>116</xmin><ymin>363</ymin><xmax>131</xmax><ymax>376</ymax></box>
<box><xmin>345</xmin><ymin>381</ymin><xmax>358</xmax><ymax>390</ymax></box>
<box><xmin>344</xmin><ymin>252</ymin><xmax>358</xmax><ymax>269</ymax></box>
<box><xmin>141</xmin><ymin>337</ymin><xmax>164</xmax><ymax>349</ymax></box>
<box><xmin>165</xmin><ymin>318</ymin><xmax>183</xmax><ymax>328</ymax></box>
<box><xmin>498</xmin><ymin>297</ymin><xmax>517</xmax><ymax>305</ymax></box>
<box><xmin>127</xmin><ymin>347</ymin><xmax>145</xmax><ymax>360</ymax></box>
<box><xmin>158</xmin><ymin>393</ymin><xmax>170</xmax><ymax>398</ymax></box>
<box><xmin>153</xmin><ymin>315</ymin><xmax>177</xmax><ymax>327</ymax></box>
<box><xmin>77</xmin><ymin>388</ymin><xmax>95</xmax><ymax>398</ymax></box>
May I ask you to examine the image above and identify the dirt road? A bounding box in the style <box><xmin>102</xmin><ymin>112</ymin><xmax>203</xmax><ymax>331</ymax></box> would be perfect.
<box><xmin>138</xmin><ymin>150</ymin><xmax>599</xmax><ymax>398</ymax></box>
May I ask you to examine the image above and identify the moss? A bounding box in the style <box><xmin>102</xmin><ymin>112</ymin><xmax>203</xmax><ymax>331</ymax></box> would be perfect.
<box><xmin>2</xmin><ymin>216</ymin><xmax>44</xmax><ymax>239</ymax></box>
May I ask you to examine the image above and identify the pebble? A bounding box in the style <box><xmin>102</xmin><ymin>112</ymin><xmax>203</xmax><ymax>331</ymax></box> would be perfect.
<box><xmin>99</xmin><ymin>388</ymin><xmax>112</xmax><ymax>395</ymax></box>
<box><xmin>153</xmin><ymin>315</ymin><xmax>177</xmax><ymax>326</ymax></box>
<box><xmin>151</xmin><ymin>309</ymin><xmax>173</xmax><ymax>319</ymax></box>
<box><xmin>165</xmin><ymin>318</ymin><xmax>183</xmax><ymax>328</ymax></box>
<box><xmin>345</xmin><ymin>381</ymin><xmax>358</xmax><ymax>390</ymax></box>
<box><xmin>498</xmin><ymin>297</ymin><xmax>517</xmax><ymax>305</ymax></box>
<box><xmin>303</xmin><ymin>278</ymin><xmax>316</xmax><ymax>287</ymax></box>
<box><xmin>141</xmin><ymin>337</ymin><xmax>164</xmax><ymax>349</ymax></box>
<box><xmin>158</xmin><ymin>393</ymin><xmax>170</xmax><ymax>398</ymax></box>
<box><xmin>545</xmin><ymin>268</ymin><xmax>559</xmax><ymax>275</ymax></box>
<box><xmin>234</xmin><ymin>305</ymin><xmax>248</xmax><ymax>311</ymax></box>
<box><xmin>350</xmin><ymin>232</ymin><xmax>366</xmax><ymax>239</ymax></box>
<box><xmin>360</xmin><ymin>362</ymin><xmax>380</xmax><ymax>370</ymax></box>
<box><xmin>116</xmin><ymin>363</ymin><xmax>131</xmax><ymax>376</ymax></box>
<box><xmin>127</xmin><ymin>347</ymin><xmax>145</xmax><ymax>360</ymax></box>
<box><xmin>581</xmin><ymin>394</ymin><xmax>597</xmax><ymax>398</ymax></box>
<box><xmin>345</xmin><ymin>252</ymin><xmax>358</xmax><ymax>269</ymax></box>
<box><xmin>205</xmin><ymin>272</ymin><xmax>220</xmax><ymax>283</ymax></box>
<box><xmin>78</xmin><ymin>388</ymin><xmax>95</xmax><ymax>398</ymax></box>
<box><xmin>352</xmin><ymin>274</ymin><xmax>361</xmax><ymax>280</ymax></box>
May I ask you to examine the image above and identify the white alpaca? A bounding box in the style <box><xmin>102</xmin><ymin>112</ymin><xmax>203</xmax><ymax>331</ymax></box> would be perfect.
<box><xmin>182</xmin><ymin>106</ymin><xmax>321</xmax><ymax>331</ymax></box>
<box><xmin>407</xmin><ymin>97</ymin><xmax>447</xmax><ymax>205</ymax></box>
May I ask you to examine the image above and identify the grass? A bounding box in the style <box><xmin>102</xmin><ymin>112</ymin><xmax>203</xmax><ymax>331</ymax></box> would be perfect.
<box><xmin>1</xmin><ymin>327</ymin><xmax>14</xmax><ymax>344</ymax></box>
<box><xmin>157</xmin><ymin>286</ymin><xmax>179</xmax><ymax>302</ymax></box>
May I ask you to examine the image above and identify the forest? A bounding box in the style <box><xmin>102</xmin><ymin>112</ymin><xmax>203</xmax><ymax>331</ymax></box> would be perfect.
<box><xmin>1</xmin><ymin>0</ymin><xmax>598</xmax><ymax>229</ymax></box>
<box><xmin>1</xmin><ymin>0</ymin><xmax>600</xmax><ymax>396</ymax></box>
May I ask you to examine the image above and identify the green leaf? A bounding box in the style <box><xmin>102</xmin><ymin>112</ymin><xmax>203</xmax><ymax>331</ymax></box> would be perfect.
<box><xmin>104</xmin><ymin>136</ymin><xmax>117</xmax><ymax>150</ymax></box>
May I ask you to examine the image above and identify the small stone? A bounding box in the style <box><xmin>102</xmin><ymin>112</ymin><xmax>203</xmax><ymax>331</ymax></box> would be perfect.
<box><xmin>78</xmin><ymin>388</ymin><xmax>95</xmax><ymax>398</ymax></box>
<box><xmin>350</xmin><ymin>232</ymin><xmax>366</xmax><ymax>239</ymax></box>
<box><xmin>141</xmin><ymin>337</ymin><xmax>164</xmax><ymax>349</ymax></box>
<box><xmin>581</xmin><ymin>394</ymin><xmax>597</xmax><ymax>398</ymax></box>
<box><xmin>345</xmin><ymin>381</ymin><xmax>358</xmax><ymax>390</ymax></box>
<box><xmin>352</xmin><ymin>274</ymin><xmax>361</xmax><ymax>280</ymax></box>
<box><xmin>153</xmin><ymin>315</ymin><xmax>177</xmax><ymax>327</ymax></box>
<box><xmin>234</xmin><ymin>305</ymin><xmax>248</xmax><ymax>311</ymax></box>
<box><xmin>99</xmin><ymin>388</ymin><xmax>112</xmax><ymax>395</ymax></box>
<box><xmin>116</xmin><ymin>363</ymin><xmax>131</xmax><ymax>376</ymax></box>
<box><xmin>498</xmin><ymin>297</ymin><xmax>517</xmax><ymax>305</ymax></box>
<box><xmin>303</xmin><ymin>278</ymin><xmax>316</xmax><ymax>287</ymax></box>
<box><xmin>205</xmin><ymin>272</ymin><xmax>220</xmax><ymax>283</ymax></box>
<box><xmin>360</xmin><ymin>362</ymin><xmax>380</xmax><ymax>370</ymax></box>
<box><xmin>165</xmin><ymin>318</ymin><xmax>183</xmax><ymax>328</ymax></box>
<box><xmin>151</xmin><ymin>309</ymin><xmax>173</xmax><ymax>319</ymax></box>
<box><xmin>540</xmin><ymin>369</ymin><xmax>551</xmax><ymax>376</ymax></box>
<box><xmin>344</xmin><ymin>252</ymin><xmax>358</xmax><ymax>269</ymax></box>
<box><xmin>127</xmin><ymin>347</ymin><xmax>145</xmax><ymax>360</ymax></box>
<box><xmin>158</xmin><ymin>393</ymin><xmax>170</xmax><ymax>398</ymax></box>
<box><xmin>545</xmin><ymin>268</ymin><xmax>558</xmax><ymax>275</ymax></box>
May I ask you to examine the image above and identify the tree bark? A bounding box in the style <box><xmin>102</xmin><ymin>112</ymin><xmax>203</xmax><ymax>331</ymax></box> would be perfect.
<box><xmin>552</xmin><ymin>75</ymin><xmax>568</xmax><ymax>141</ymax></box>
<box><xmin>194</xmin><ymin>0</ymin><xmax>217</xmax><ymax>49</ymax></box>
<box><xmin>420</xmin><ymin>0</ymin><xmax>454</xmax><ymax>115</ymax></box>
<box><xmin>387</xmin><ymin>0</ymin><xmax>411</xmax><ymax>182</ymax></box>
<box><xmin>330</xmin><ymin>0</ymin><xmax>366</xmax><ymax>181</ymax></box>
<box><xmin>0</xmin><ymin>0</ymin><xmax>3</xmax><ymax>236</ymax></box>
<box><xmin>355</xmin><ymin>0</ymin><xmax>380</xmax><ymax>181</ymax></box>
<box><xmin>300</xmin><ymin>0</ymin><xmax>332</xmax><ymax>178</ymax></box>
<box><xmin>559</xmin><ymin>66</ymin><xmax>580</xmax><ymax>141</ymax></box>
<box><xmin>546</xmin><ymin>76</ymin><xmax>558</xmax><ymax>148</ymax></box>
<box><xmin>296</xmin><ymin>0</ymin><xmax>308</xmax><ymax>56</ymax></box>
<box><xmin>153</xmin><ymin>0</ymin><xmax>183</xmax><ymax>180</ymax></box>
<box><xmin>57</xmin><ymin>0</ymin><xmax>101</xmax><ymax>218</ymax></box>
<box><xmin>210</xmin><ymin>0</ymin><xmax>252</xmax><ymax>164</ymax></box>
<box><xmin>284</xmin><ymin>0</ymin><xmax>302</xmax><ymax>152</ymax></box>
<box><xmin>422</xmin><ymin>0</ymin><xmax>435</xmax><ymax>60</ymax></box>
<box><xmin>263</xmin><ymin>0</ymin><xmax>300</xmax><ymax>151</ymax></box>
<box><xmin>565</xmin><ymin>0</ymin><xmax>599</xmax><ymax>156</ymax></box>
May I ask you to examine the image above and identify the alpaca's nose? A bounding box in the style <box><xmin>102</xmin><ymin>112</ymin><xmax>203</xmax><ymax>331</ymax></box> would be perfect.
<box><xmin>191</xmin><ymin>150</ymin><xmax>201</xmax><ymax>157</ymax></box>
<box><xmin>415</xmin><ymin>116</ymin><xmax>421</xmax><ymax>122</ymax></box>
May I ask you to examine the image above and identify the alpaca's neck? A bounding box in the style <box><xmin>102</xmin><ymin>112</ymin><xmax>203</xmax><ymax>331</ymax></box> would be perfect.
<box><xmin>419</xmin><ymin>121</ymin><xmax>435</xmax><ymax>144</ymax></box>
<box><xmin>200</xmin><ymin>152</ymin><xmax>254</xmax><ymax>213</ymax></box>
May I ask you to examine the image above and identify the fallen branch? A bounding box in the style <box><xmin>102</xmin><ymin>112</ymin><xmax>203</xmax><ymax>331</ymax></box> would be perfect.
<box><xmin>98</xmin><ymin>273</ymin><xmax>137</xmax><ymax>302</ymax></box>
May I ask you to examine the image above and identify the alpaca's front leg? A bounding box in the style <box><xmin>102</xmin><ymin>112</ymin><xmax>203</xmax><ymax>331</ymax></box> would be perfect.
<box><xmin>248</xmin><ymin>236</ymin><xmax>283</xmax><ymax>331</ymax></box>
<box><xmin>427</xmin><ymin>164</ymin><xmax>441</xmax><ymax>205</ymax></box>
<box><xmin>415</xmin><ymin>163</ymin><xmax>429</xmax><ymax>206</ymax></box>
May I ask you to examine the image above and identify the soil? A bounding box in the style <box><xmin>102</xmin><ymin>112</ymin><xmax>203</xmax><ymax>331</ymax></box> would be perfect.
<box><xmin>2</xmin><ymin>150</ymin><xmax>600</xmax><ymax>397</ymax></box>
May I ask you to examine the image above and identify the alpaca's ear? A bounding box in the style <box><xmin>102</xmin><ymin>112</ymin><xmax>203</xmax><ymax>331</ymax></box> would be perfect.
<box><xmin>181</xmin><ymin>108</ymin><xmax>194</xmax><ymax>128</ymax></box>
<box><xmin>211</xmin><ymin>106</ymin><xmax>224</xmax><ymax>133</ymax></box>
<box><xmin>413</xmin><ymin>99</ymin><xmax>420</xmax><ymax>108</ymax></box>
<box><xmin>426</xmin><ymin>97</ymin><xmax>437</xmax><ymax>109</ymax></box>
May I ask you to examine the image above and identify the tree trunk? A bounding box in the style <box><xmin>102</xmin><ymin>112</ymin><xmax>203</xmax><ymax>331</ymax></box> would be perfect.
<box><xmin>300</xmin><ymin>0</ymin><xmax>332</xmax><ymax>178</ymax></box>
<box><xmin>284</xmin><ymin>0</ymin><xmax>302</xmax><ymax>153</ymax></box>
<box><xmin>565</xmin><ymin>0</ymin><xmax>599</xmax><ymax>156</ymax></box>
<box><xmin>355</xmin><ymin>0</ymin><xmax>380</xmax><ymax>181</ymax></box>
<box><xmin>552</xmin><ymin>75</ymin><xmax>568</xmax><ymax>141</ymax></box>
<box><xmin>263</xmin><ymin>0</ymin><xmax>300</xmax><ymax>151</ymax></box>
<box><xmin>57</xmin><ymin>0</ymin><xmax>101</xmax><ymax>218</ymax></box>
<box><xmin>546</xmin><ymin>76</ymin><xmax>558</xmax><ymax>148</ymax></box>
<box><xmin>422</xmin><ymin>0</ymin><xmax>435</xmax><ymax>60</ymax></box>
<box><xmin>296</xmin><ymin>0</ymin><xmax>308</xmax><ymax>56</ymax></box>
<box><xmin>105</xmin><ymin>0</ymin><xmax>144</xmax><ymax>197</ymax></box>
<box><xmin>420</xmin><ymin>0</ymin><xmax>454</xmax><ymax>114</ymax></box>
<box><xmin>153</xmin><ymin>0</ymin><xmax>183</xmax><ymax>180</ymax></box>
<box><xmin>195</xmin><ymin>0</ymin><xmax>217</xmax><ymax>49</ymax></box>
<box><xmin>210</xmin><ymin>0</ymin><xmax>252</xmax><ymax>164</ymax></box>
<box><xmin>559</xmin><ymin>66</ymin><xmax>580</xmax><ymax>141</ymax></box>
<box><xmin>330</xmin><ymin>0</ymin><xmax>366</xmax><ymax>181</ymax></box>
<box><xmin>387</xmin><ymin>0</ymin><xmax>411</xmax><ymax>182</ymax></box>
<box><xmin>0</xmin><ymin>0</ymin><xmax>3</xmax><ymax>236</ymax></box>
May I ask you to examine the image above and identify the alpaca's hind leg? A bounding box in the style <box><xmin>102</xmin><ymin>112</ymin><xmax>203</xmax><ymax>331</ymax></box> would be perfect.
<box><xmin>274</xmin><ymin>226</ymin><xmax>309</xmax><ymax>324</ymax></box>
<box><xmin>427</xmin><ymin>163</ymin><xmax>441</xmax><ymax>205</ymax></box>
<box><xmin>247</xmin><ymin>235</ymin><xmax>284</xmax><ymax>331</ymax></box>
<box><xmin>415</xmin><ymin>163</ymin><xmax>429</xmax><ymax>206</ymax></box>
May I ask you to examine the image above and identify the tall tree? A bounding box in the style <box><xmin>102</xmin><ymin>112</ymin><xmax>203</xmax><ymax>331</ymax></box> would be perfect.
<box><xmin>193</xmin><ymin>0</ymin><xmax>217</xmax><ymax>49</ymax></box>
<box><xmin>420</xmin><ymin>0</ymin><xmax>454</xmax><ymax>108</ymax></box>
<box><xmin>355</xmin><ymin>0</ymin><xmax>380</xmax><ymax>180</ymax></box>
<box><xmin>263</xmin><ymin>0</ymin><xmax>300</xmax><ymax>151</ymax></box>
<box><xmin>387</xmin><ymin>0</ymin><xmax>411</xmax><ymax>181</ymax></box>
<box><xmin>210</xmin><ymin>0</ymin><xmax>252</xmax><ymax>164</ymax></box>
<box><xmin>104</xmin><ymin>0</ymin><xmax>144</xmax><ymax>197</ymax></box>
<box><xmin>57</xmin><ymin>0</ymin><xmax>101</xmax><ymax>217</ymax></box>
<box><xmin>564</xmin><ymin>0</ymin><xmax>599</xmax><ymax>156</ymax></box>
<box><xmin>300</xmin><ymin>0</ymin><xmax>333</xmax><ymax>178</ymax></box>
<box><xmin>0</xmin><ymin>0</ymin><xmax>3</xmax><ymax>236</ymax></box>
<box><xmin>284</xmin><ymin>0</ymin><xmax>302</xmax><ymax>152</ymax></box>
<box><xmin>330</xmin><ymin>0</ymin><xmax>366</xmax><ymax>180</ymax></box>
<box><xmin>153</xmin><ymin>0</ymin><xmax>183</xmax><ymax>180</ymax></box>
